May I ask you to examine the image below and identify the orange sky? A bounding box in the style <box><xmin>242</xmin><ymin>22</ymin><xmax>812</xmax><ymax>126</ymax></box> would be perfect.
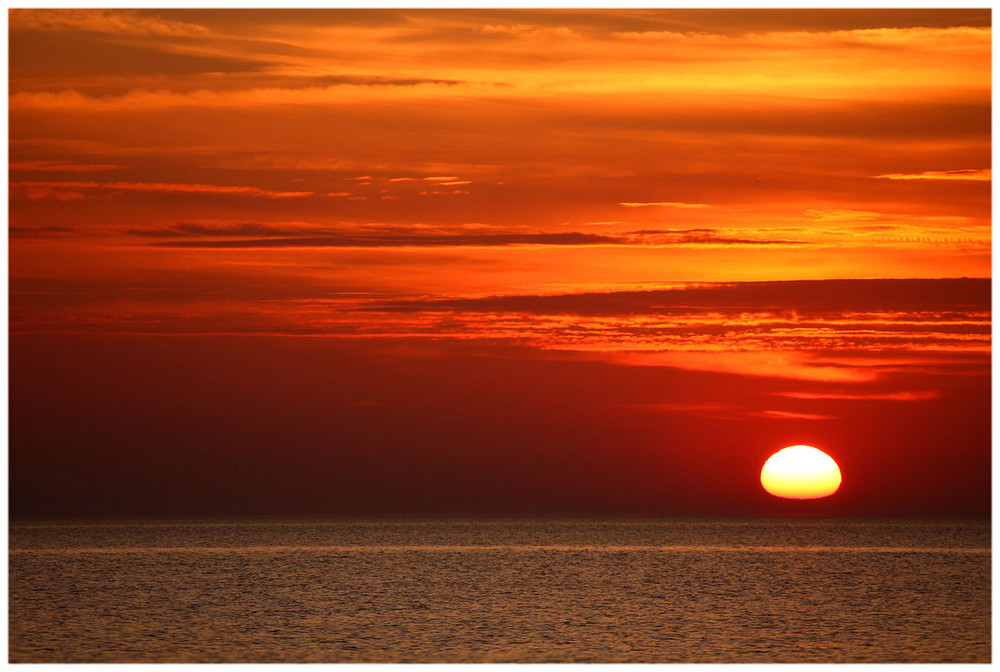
<box><xmin>8</xmin><ymin>9</ymin><xmax>992</xmax><ymax>517</ymax></box>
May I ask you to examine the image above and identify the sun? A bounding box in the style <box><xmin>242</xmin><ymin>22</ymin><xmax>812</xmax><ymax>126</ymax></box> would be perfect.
<box><xmin>760</xmin><ymin>445</ymin><xmax>841</xmax><ymax>499</ymax></box>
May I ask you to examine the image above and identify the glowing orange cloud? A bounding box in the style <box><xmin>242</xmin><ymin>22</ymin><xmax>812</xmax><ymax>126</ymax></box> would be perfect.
<box><xmin>874</xmin><ymin>169</ymin><xmax>990</xmax><ymax>181</ymax></box>
<box><xmin>619</xmin><ymin>202</ymin><xmax>712</xmax><ymax>208</ymax></box>
<box><xmin>774</xmin><ymin>390</ymin><xmax>940</xmax><ymax>401</ymax></box>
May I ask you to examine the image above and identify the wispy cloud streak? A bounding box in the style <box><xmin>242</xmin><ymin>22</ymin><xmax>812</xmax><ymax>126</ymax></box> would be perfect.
<box><xmin>773</xmin><ymin>390</ymin><xmax>940</xmax><ymax>401</ymax></box>
<box><xmin>12</xmin><ymin>181</ymin><xmax>314</xmax><ymax>199</ymax></box>
<box><xmin>619</xmin><ymin>202</ymin><xmax>712</xmax><ymax>208</ymax></box>
<box><xmin>874</xmin><ymin>169</ymin><xmax>991</xmax><ymax>181</ymax></box>
<box><xmin>153</xmin><ymin>232</ymin><xmax>620</xmax><ymax>248</ymax></box>
<box><xmin>10</xmin><ymin>161</ymin><xmax>122</xmax><ymax>173</ymax></box>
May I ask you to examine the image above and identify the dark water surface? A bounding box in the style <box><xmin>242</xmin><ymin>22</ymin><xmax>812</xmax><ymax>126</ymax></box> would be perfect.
<box><xmin>9</xmin><ymin>518</ymin><xmax>990</xmax><ymax>663</ymax></box>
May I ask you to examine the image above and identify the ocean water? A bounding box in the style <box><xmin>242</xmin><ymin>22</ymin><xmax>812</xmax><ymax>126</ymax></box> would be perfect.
<box><xmin>9</xmin><ymin>518</ymin><xmax>990</xmax><ymax>663</ymax></box>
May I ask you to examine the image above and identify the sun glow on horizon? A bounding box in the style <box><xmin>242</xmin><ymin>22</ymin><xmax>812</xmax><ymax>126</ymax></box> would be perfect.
<box><xmin>760</xmin><ymin>445</ymin><xmax>842</xmax><ymax>500</ymax></box>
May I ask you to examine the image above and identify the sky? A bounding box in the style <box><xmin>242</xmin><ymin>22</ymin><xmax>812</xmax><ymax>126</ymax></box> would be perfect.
<box><xmin>8</xmin><ymin>8</ymin><xmax>992</xmax><ymax>518</ymax></box>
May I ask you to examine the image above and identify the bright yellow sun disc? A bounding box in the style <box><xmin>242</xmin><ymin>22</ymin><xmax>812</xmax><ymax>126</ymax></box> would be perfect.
<box><xmin>760</xmin><ymin>445</ymin><xmax>841</xmax><ymax>499</ymax></box>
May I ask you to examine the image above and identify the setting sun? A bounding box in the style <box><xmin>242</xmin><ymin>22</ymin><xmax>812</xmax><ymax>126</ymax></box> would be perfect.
<box><xmin>760</xmin><ymin>445</ymin><xmax>842</xmax><ymax>500</ymax></box>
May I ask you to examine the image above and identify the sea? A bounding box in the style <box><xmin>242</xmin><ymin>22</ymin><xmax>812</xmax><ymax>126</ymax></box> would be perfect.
<box><xmin>8</xmin><ymin>518</ymin><xmax>991</xmax><ymax>663</ymax></box>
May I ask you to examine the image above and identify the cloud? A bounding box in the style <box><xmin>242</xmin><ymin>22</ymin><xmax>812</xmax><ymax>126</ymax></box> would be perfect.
<box><xmin>9</xmin><ymin>83</ymin><xmax>472</xmax><ymax>112</ymax></box>
<box><xmin>773</xmin><ymin>390</ymin><xmax>940</xmax><ymax>401</ymax></box>
<box><xmin>805</xmin><ymin>209</ymin><xmax>885</xmax><ymax>222</ymax></box>
<box><xmin>153</xmin><ymin>232</ymin><xmax>621</xmax><ymax>248</ymax></box>
<box><xmin>127</xmin><ymin>221</ymin><xmax>332</xmax><ymax>238</ymax></box>
<box><xmin>141</xmin><ymin>226</ymin><xmax>808</xmax><ymax>249</ymax></box>
<box><xmin>11</xmin><ymin>181</ymin><xmax>314</xmax><ymax>199</ymax></box>
<box><xmin>550</xmin><ymin>99</ymin><xmax>989</xmax><ymax>143</ymax></box>
<box><xmin>598</xmin><ymin>351</ymin><xmax>878</xmax><ymax>383</ymax></box>
<box><xmin>341</xmin><ymin>278</ymin><xmax>988</xmax><ymax>382</ymax></box>
<box><xmin>749</xmin><ymin>410</ymin><xmax>837</xmax><ymax>420</ymax></box>
<box><xmin>262</xmin><ymin>75</ymin><xmax>466</xmax><ymax>89</ymax></box>
<box><xmin>624</xmin><ymin>229</ymin><xmax>808</xmax><ymax>246</ymax></box>
<box><xmin>9</xmin><ymin>77</ymin><xmax>987</xmax><ymax>152</ymax></box>
<box><xmin>375</xmin><ymin>278</ymin><xmax>990</xmax><ymax>316</ymax></box>
<box><xmin>874</xmin><ymin>169</ymin><xmax>991</xmax><ymax>182</ymax></box>
<box><xmin>592</xmin><ymin>9</ymin><xmax>989</xmax><ymax>38</ymax></box>
<box><xmin>9</xmin><ymin>160</ymin><xmax>122</xmax><ymax>173</ymax></box>
<box><xmin>796</xmin><ymin>209</ymin><xmax>989</xmax><ymax>249</ymax></box>
<box><xmin>40</xmin><ymin>74</ymin><xmax>471</xmax><ymax>99</ymax></box>
<box><xmin>12</xmin><ymin>274</ymin><xmax>988</xmax><ymax>390</ymax></box>
<box><xmin>619</xmin><ymin>202</ymin><xmax>711</xmax><ymax>208</ymax></box>
<box><xmin>9</xmin><ymin>226</ymin><xmax>74</xmax><ymax>238</ymax></box>
<box><xmin>610</xmin><ymin>26</ymin><xmax>990</xmax><ymax>53</ymax></box>
<box><xmin>480</xmin><ymin>24</ymin><xmax>577</xmax><ymax>38</ymax></box>
<box><xmin>10</xmin><ymin>8</ymin><xmax>209</xmax><ymax>37</ymax></box>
